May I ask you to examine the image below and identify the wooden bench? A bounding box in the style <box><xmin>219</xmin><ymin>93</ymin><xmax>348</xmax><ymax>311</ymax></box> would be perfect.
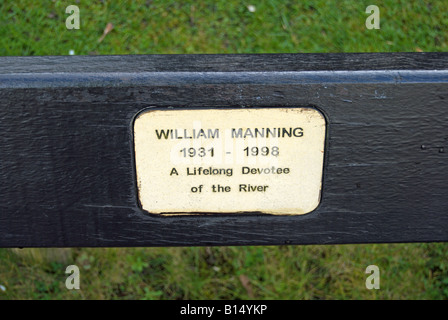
<box><xmin>0</xmin><ymin>53</ymin><xmax>447</xmax><ymax>247</ymax></box>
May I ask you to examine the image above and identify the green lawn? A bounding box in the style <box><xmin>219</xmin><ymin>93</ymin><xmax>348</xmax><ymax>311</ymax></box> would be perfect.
<box><xmin>1</xmin><ymin>0</ymin><xmax>447</xmax><ymax>55</ymax></box>
<box><xmin>1</xmin><ymin>244</ymin><xmax>447</xmax><ymax>299</ymax></box>
<box><xmin>0</xmin><ymin>0</ymin><xmax>447</xmax><ymax>300</ymax></box>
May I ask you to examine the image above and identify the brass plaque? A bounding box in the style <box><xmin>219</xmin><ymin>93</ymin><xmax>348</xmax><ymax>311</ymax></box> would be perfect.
<box><xmin>133</xmin><ymin>108</ymin><xmax>326</xmax><ymax>215</ymax></box>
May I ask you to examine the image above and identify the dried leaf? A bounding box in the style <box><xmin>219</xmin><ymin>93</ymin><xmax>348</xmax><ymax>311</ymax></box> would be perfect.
<box><xmin>239</xmin><ymin>274</ymin><xmax>254</xmax><ymax>298</ymax></box>
<box><xmin>98</xmin><ymin>23</ymin><xmax>114</xmax><ymax>43</ymax></box>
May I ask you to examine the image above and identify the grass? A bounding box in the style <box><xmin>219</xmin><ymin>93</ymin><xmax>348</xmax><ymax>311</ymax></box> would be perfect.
<box><xmin>1</xmin><ymin>0</ymin><xmax>447</xmax><ymax>55</ymax></box>
<box><xmin>1</xmin><ymin>244</ymin><xmax>447</xmax><ymax>299</ymax></box>
<box><xmin>0</xmin><ymin>0</ymin><xmax>447</xmax><ymax>299</ymax></box>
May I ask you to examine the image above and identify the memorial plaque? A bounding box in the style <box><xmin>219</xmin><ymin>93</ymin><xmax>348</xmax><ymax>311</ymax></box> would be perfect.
<box><xmin>133</xmin><ymin>108</ymin><xmax>326</xmax><ymax>215</ymax></box>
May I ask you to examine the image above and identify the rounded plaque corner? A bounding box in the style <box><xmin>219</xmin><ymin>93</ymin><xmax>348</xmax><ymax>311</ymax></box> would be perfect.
<box><xmin>132</xmin><ymin>107</ymin><xmax>159</xmax><ymax>125</ymax></box>
<box><xmin>305</xmin><ymin>105</ymin><xmax>328</xmax><ymax>126</ymax></box>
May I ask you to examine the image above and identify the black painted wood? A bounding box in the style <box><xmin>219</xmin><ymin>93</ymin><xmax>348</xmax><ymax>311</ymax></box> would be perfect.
<box><xmin>0</xmin><ymin>53</ymin><xmax>447</xmax><ymax>247</ymax></box>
